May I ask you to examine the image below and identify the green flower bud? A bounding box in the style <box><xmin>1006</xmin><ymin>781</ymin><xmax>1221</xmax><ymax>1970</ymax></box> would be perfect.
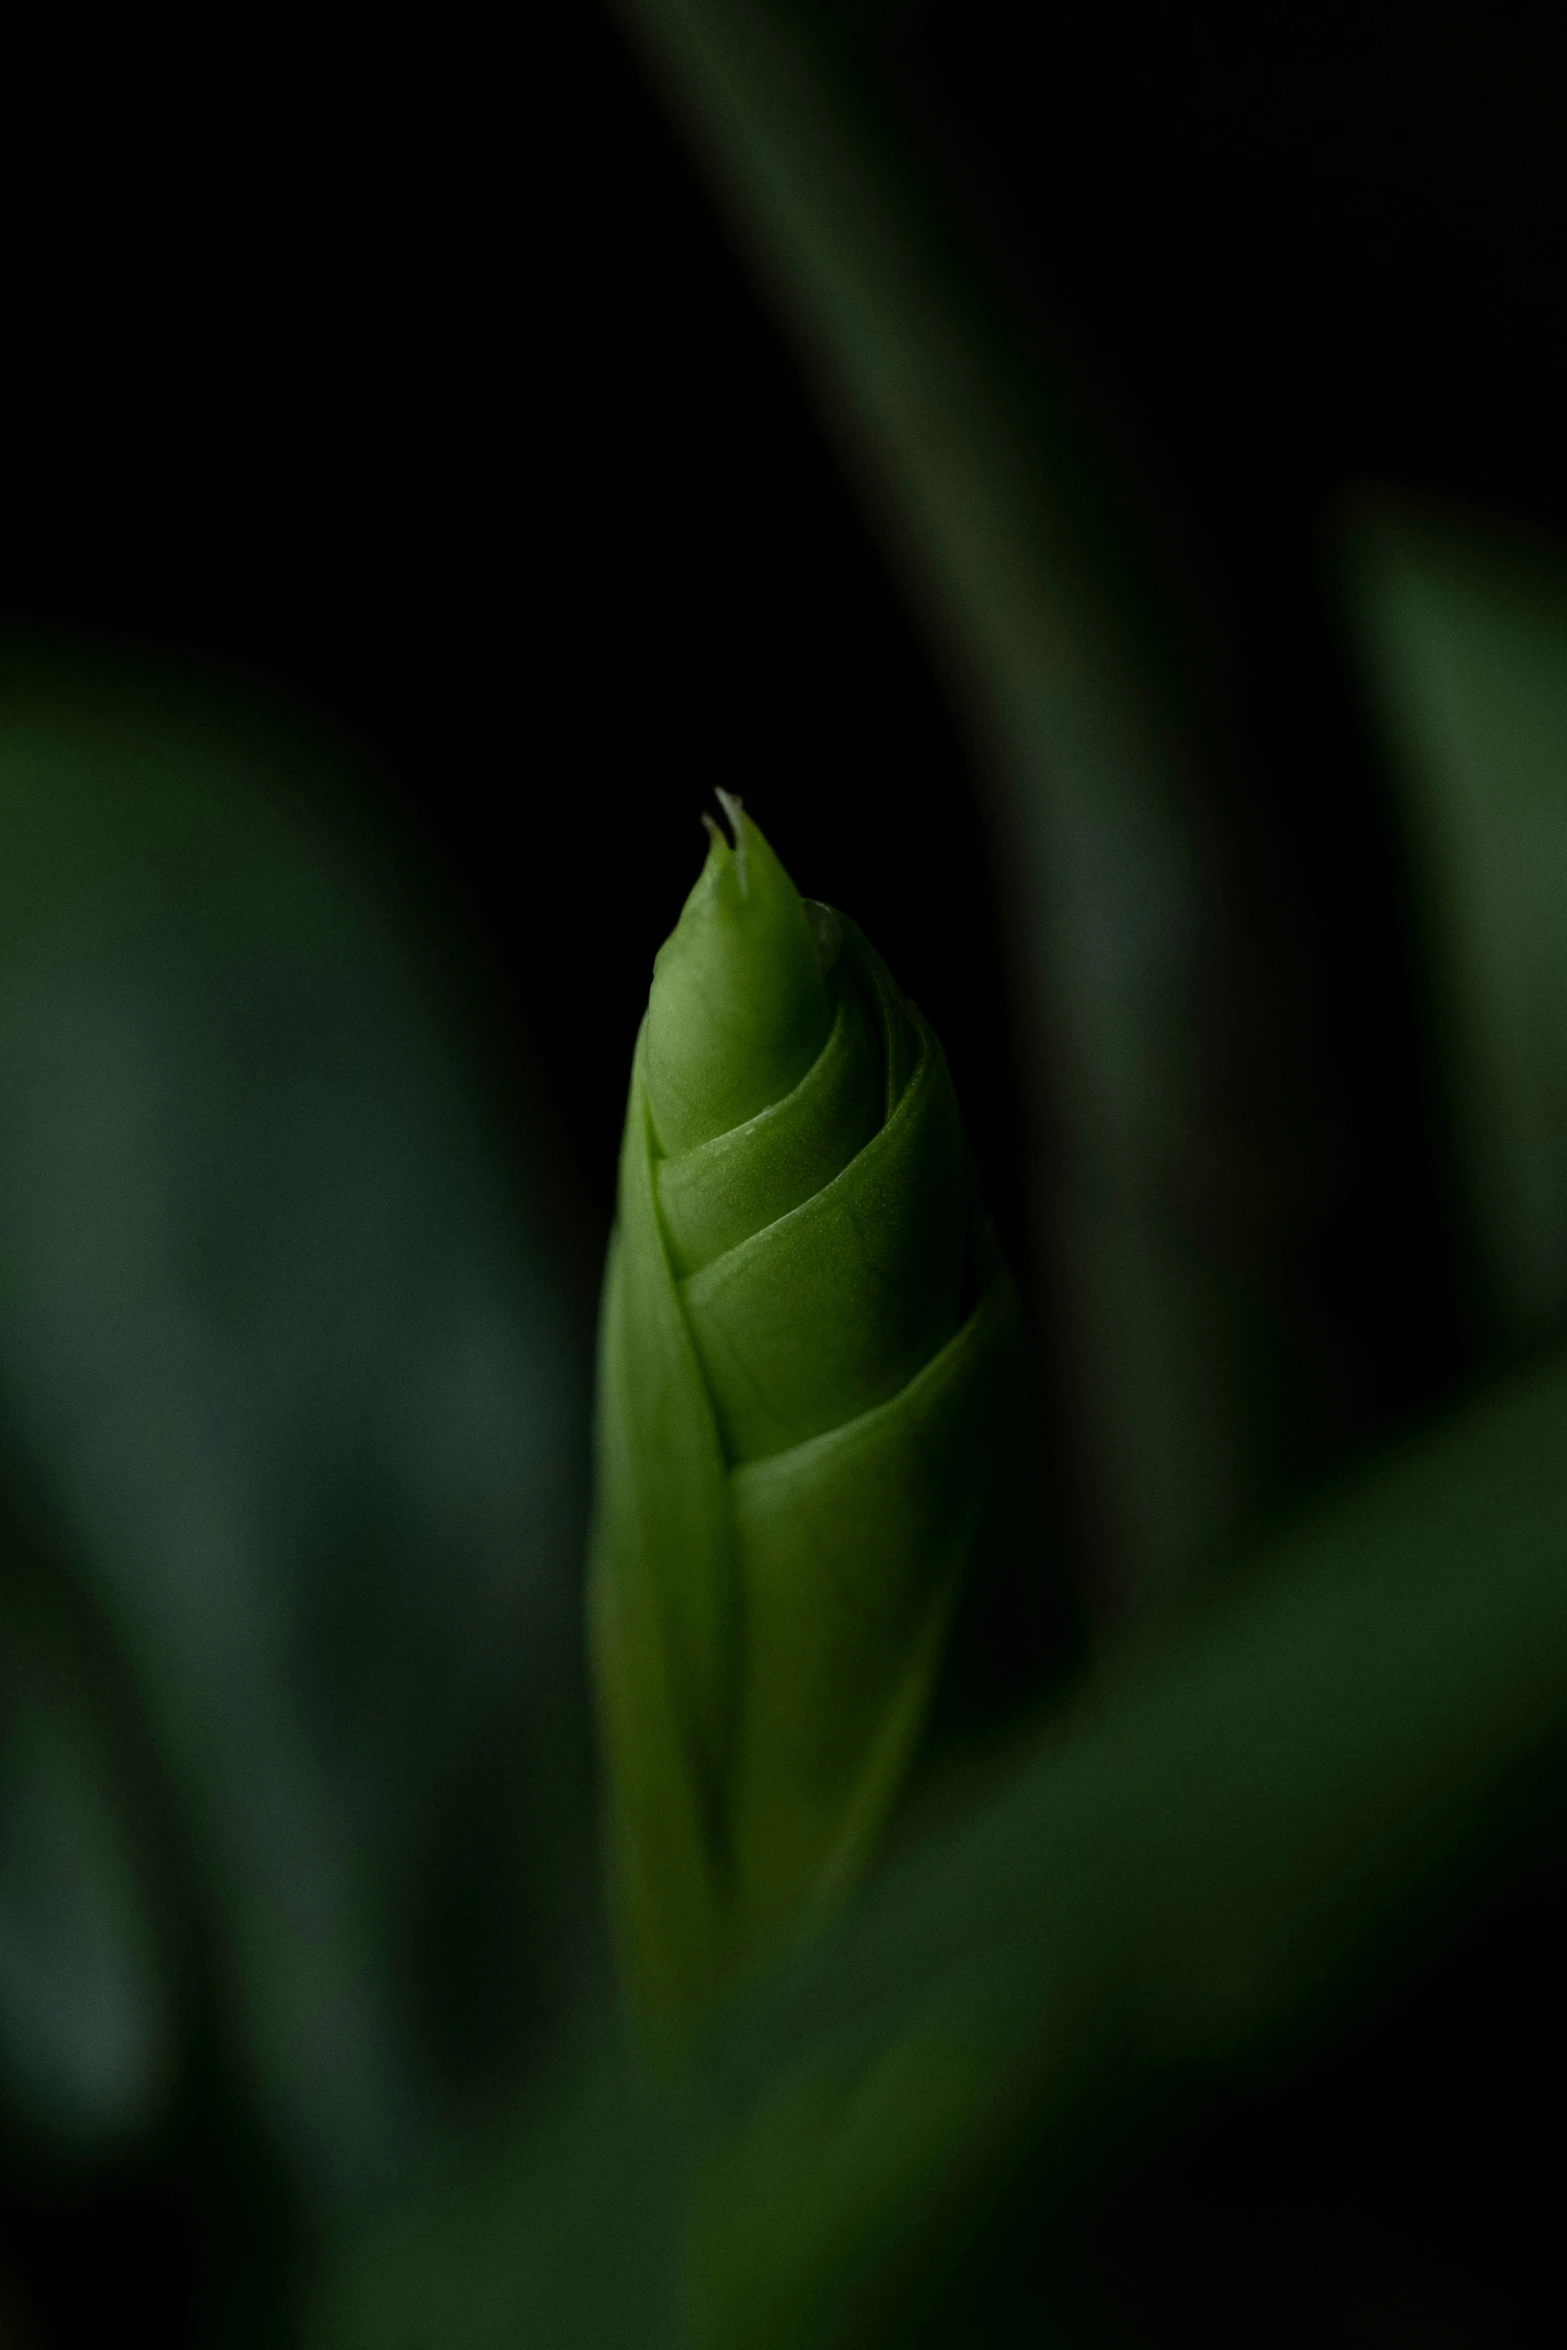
<box><xmin>589</xmin><ymin>799</ymin><xmax>1022</xmax><ymax>2020</ymax></box>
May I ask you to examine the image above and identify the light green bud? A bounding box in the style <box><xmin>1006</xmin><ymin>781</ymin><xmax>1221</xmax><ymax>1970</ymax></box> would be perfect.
<box><xmin>589</xmin><ymin>800</ymin><xmax>1022</xmax><ymax>2020</ymax></box>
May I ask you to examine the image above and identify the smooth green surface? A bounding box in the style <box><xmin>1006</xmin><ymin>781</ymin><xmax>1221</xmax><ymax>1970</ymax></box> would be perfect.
<box><xmin>591</xmin><ymin>806</ymin><xmax>1018</xmax><ymax>2015</ymax></box>
<box><xmin>0</xmin><ymin>1570</ymin><xmax>172</xmax><ymax>2152</ymax></box>
<box><xmin>657</xmin><ymin>964</ymin><xmax>880</xmax><ymax>1277</ymax></box>
<box><xmin>682</xmin><ymin>1000</ymin><xmax>965</xmax><ymax>1462</ymax></box>
<box><xmin>0</xmin><ymin>647</ymin><xmax>596</xmax><ymax>2268</ymax></box>
<box><xmin>318</xmin><ymin>1331</ymin><xmax>1567</xmax><ymax>2349</ymax></box>
<box><xmin>1345</xmin><ymin>508</ymin><xmax>1567</xmax><ymax>1336</ymax></box>
<box><xmin>647</xmin><ymin>794</ymin><xmax>833</xmax><ymax>1155</ymax></box>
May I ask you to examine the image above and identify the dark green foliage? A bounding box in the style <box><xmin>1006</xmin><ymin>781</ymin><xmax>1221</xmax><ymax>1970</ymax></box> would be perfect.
<box><xmin>315</xmin><ymin>1330</ymin><xmax>1567</xmax><ymax>2346</ymax></box>
<box><xmin>0</xmin><ymin>649</ymin><xmax>597</xmax><ymax>2338</ymax></box>
<box><xmin>7</xmin><ymin>9</ymin><xmax>1567</xmax><ymax>2347</ymax></box>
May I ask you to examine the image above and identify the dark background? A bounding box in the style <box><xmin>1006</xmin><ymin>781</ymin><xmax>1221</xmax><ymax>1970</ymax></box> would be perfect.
<box><xmin>18</xmin><ymin>7</ymin><xmax>1567</xmax><ymax>1413</ymax></box>
<box><xmin>4</xmin><ymin>4</ymin><xmax>1566</xmax><ymax>2339</ymax></box>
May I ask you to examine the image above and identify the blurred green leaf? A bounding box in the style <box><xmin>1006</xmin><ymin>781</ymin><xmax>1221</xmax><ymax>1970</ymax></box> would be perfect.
<box><xmin>610</xmin><ymin>0</ymin><xmax>1320</xmax><ymax>1622</ymax></box>
<box><xmin>0</xmin><ymin>646</ymin><xmax>599</xmax><ymax>2278</ymax></box>
<box><xmin>1343</xmin><ymin>505</ymin><xmax>1567</xmax><ymax>1338</ymax></box>
<box><xmin>312</xmin><ymin>2038</ymin><xmax>690</xmax><ymax>2350</ymax></box>
<box><xmin>0</xmin><ymin>1572</ymin><xmax>172</xmax><ymax>2152</ymax></box>
<box><xmin>312</xmin><ymin>1333</ymin><xmax>1567</xmax><ymax>2345</ymax></box>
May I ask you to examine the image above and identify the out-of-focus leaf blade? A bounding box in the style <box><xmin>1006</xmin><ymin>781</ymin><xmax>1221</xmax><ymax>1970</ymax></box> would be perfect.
<box><xmin>0</xmin><ymin>646</ymin><xmax>599</xmax><ymax>2247</ymax></box>
<box><xmin>312</xmin><ymin>2040</ymin><xmax>690</xmax><ymax>2350</ymax></box>
<box><xmin>312</xmin><ymin>1336</ymin><xmax>1567</xmax><ymax>2344</ymax></box>
<box><xmin>0</xmin><ymin>1572</ymin><xmax>172</xmax><ymax>2152</ymax></box>
<box><xmin>1343</xmin><ymin>505</ymin><xmax>1567</xmax><ymax>1337</ymax></box>
<box><xmin>610</xmin><ymin>0</ymin><xmax>1316</xmax><ymax>1621</ymax></box>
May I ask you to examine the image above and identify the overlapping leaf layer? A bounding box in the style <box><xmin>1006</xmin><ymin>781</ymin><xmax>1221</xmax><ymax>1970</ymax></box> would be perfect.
<box><xmin>590</xmin><ymin>805</ymin><xmax>1019</xmax><ymax>2016</ymax></box>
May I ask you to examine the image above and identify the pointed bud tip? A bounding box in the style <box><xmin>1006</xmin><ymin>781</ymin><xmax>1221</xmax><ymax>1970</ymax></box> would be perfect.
<box><xmin>645</xmin><ymin>797</ymin><xmax>832</xmax><ymax>1154</ymax></box>
<box><xmin>713</xmin><ymin>789</ymin><xmax>748</xmax><ymax>892</ymax></box>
